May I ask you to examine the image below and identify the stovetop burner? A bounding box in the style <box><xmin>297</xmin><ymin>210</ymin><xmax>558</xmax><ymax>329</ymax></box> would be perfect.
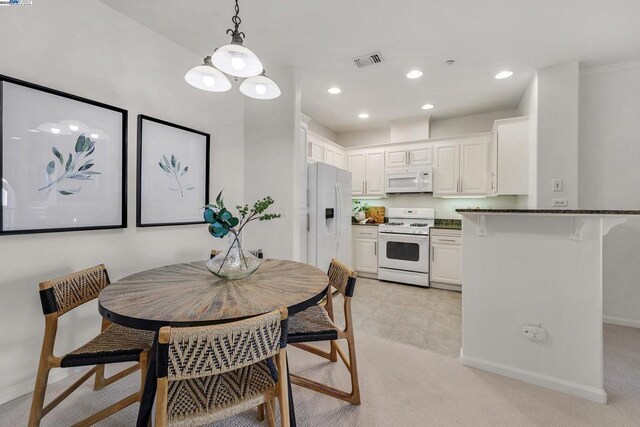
<box><xmin>410</xmin><ymin>223</ymin><xmax>429</xmax><ymax>227</ymax></box>
<box><xmin>386</xmin><ymin>222</ymin><xmax>404</xmax><ymax>226</ymax></box>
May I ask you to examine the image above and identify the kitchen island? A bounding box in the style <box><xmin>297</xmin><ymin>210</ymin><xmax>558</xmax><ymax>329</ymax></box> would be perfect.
<box><xmin>456</xmin><ymin>209</ymin><xmax>640</xmax><ymax>404</ymax></box>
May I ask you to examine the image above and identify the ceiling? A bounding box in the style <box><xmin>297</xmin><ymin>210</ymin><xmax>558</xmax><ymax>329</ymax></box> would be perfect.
<box><xmin>100</xmin><ymin>0</ymin><xmax>640</xmax><ymax>133</ymax></box>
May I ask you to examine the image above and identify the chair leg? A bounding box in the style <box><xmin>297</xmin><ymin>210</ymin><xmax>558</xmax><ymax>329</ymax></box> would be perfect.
<box><xmin>139</xmin><ymin>352</ymin><xmax>148</xmax><ymax>402</ymax></box>
<box><xmin>329</xmin><ymin>340</ymin><xmax>338</xmax><ymax>362</ymax></box>
<box><xmin>93</xmin><ymin>364</ymin><xmax>106</xmax><ymax>391</ymax></box>
<box><xmin>265</xmin><ymin>399</ymin><xmax>276</xmax><ymax>427</ymax></box>
<box><xmin>28</xmin><ymin>365</ymin><xmax>51</xmax><ymax>427</ymax></box>
<box><xmin>257</xmin><ymin>404</ymin><xmax>265</xmax><ymax>421</ymax></box>
<box><xmin>346</xmin><ymin>336</ymin><xmax>361</xmax><ymax>405</ymax></box>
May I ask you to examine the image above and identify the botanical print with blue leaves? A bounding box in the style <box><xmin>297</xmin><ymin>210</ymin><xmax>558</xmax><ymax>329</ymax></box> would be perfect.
<box><xmin>159</xmin><ymin>154</ymin><xmax>193</xmax><ymax>198</ymax></box>
<box><xmin>39</xmin><ymin>135</ymin><xmax>100</xmax><ymax>196</ymax></box>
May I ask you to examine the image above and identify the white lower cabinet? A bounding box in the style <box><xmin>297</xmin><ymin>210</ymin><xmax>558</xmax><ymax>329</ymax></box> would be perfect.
<box><xmin>352</xmin><ymin>225</ymin><xmax>378</xmax><ymax>277</ymax></box>
<box><xmin>430</xmin><ymin>229</ymin><xmax>462</xmax><ymax>291</ymax></box>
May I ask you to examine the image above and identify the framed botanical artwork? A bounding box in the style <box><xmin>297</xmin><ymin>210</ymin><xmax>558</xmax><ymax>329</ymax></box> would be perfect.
<box><xmin>0</xmin><ymin>75</ymin><xmax>127</xmax><ymax>235</ymax></box>
<box><xmin>136</xmin><ymin>115</ymin><xmax>210</xmax><ymax>227</ymax></box>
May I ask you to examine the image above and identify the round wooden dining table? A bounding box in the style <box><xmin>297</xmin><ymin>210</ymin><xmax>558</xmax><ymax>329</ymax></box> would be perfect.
<box><xmin>98</xmin><ymin>258</ymin><xmax>329</xmax><ymax>427</ymax></box>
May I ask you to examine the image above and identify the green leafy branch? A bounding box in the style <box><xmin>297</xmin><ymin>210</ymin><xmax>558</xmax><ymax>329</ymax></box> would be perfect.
<box><xmin>38</xmin><ymin>135</ymin><xmax>100</xmax><ymax>196</ymax></box>
<box><xmin>159</xmin><ymin>154</ymin><xmax>193</xmax><ymax>198</ymax></box>
<box><xmin>203</xmin><ymin>190</ymin><xmax>281</xmax><ymax>272</ymax></box>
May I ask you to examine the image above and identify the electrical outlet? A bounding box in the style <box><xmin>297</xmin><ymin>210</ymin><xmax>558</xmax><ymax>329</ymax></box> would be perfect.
<box><xmin>552</xmin><ymin>179</ymin><xmax>563</xmax><ymax>192</ymax></box>
<box><xmin>523</xmin><ymin>324</ymin><xmax>547</xmax><ymax>341</ymax></box>
<box><xmin>552</xmin><ymin>199</ymin><xmax>568</xmax><ymax>207</ymax></box>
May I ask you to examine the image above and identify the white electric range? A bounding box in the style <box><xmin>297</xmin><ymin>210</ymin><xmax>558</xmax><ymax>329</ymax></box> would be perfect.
<box><xmin>378</xmin><ymin>208</ymin><xmax>434</xmax><ymax>287</ymax></box>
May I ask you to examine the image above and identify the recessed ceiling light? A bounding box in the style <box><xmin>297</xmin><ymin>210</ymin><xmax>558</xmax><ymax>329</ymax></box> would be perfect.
<box><xmin>50</xmin><ymin>127</ymin><xmax>61</xmax><ymax>134</ymax></box>
<box><xmin>328</xmin><ymin>87</ymin><xmax>341</xmax><ymax>95</ymax></box>
<box><xmin>10</xmin><ymin>136</ymin><xmax>21</xmax><ymax>140</ymax></box>
<box><xmin>421</xmin><ymin>103</ymin><xmax>434</xmax><ymax>110</ymax></box>
<box><xmin>495</xmin><ymin>70</ymin><xmax>514</xmax><ymax>80</ymax></box>
<box><xmin>91</xmin><ymin>133</ymin><xmax>99</xmax><ymax>139</ymax></box>
<box><xmin>69</xmin><ymin>124</ymin><xmax>79</xmax><ymax>131</ymax></box>
<box><xmin>28</xmin><ymin>129</ymin><xmax>40</xmax><ymax>133</ymax></box>
<box><xmin>406</xmin><ymin>70</ymin><xmax>423</xmax><ymax>79</ymax></box>
<box><xmin>358</xmin><ymin>113</ymin><xmax>369</xmax><ymax>119</ymax></box>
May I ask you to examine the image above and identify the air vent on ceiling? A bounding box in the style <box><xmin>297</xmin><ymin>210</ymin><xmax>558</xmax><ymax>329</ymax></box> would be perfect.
<box><xmin>353</xmin><ymin>51</ymin><xmax>384</xmax><ymax>68</ymax></box>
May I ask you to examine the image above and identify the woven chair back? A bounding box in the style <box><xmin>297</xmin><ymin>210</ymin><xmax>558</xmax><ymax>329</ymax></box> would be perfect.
<box><xmin>39</xmin><ymin>264</ymin><xmax>110</xmax><ymax>316</ymax></box>
<box><xmin>162</xmin><ymin>309</ymin><xmax>284</xmax><ymax>381</ymax></box>
<box><xmin>328</xmin><ymin>258</ymin><xmax>357</xmax><ymax>298</ymax></box>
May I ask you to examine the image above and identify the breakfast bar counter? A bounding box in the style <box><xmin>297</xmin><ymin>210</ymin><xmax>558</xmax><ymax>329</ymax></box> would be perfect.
<box><xmin>456</xmin><ymin>209</ymin><xmax>640</xmax><ymax>404</ymax></box>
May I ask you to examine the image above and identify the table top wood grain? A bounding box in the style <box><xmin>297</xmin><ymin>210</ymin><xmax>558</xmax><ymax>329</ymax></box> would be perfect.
<box><xmin>98</xmin><ymin>259</ymin><xmax>328</xmax><ymax>330</ymax></box>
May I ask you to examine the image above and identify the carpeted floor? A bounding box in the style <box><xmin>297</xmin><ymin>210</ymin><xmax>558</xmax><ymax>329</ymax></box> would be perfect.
<box><xmin>1</xmin><ymin>324</ymin><xmax>639</xmax><ymax>426</ymax></box>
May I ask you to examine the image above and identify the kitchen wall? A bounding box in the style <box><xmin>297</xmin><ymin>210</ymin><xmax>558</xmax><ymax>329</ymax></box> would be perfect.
<box><xmin>307</xmin><ymin>119</ymin><xmax>337</xmax><ymax>142</ymax></box>
<box><xmin>337</xmin><ymin>126</ymin><xmax>391</xmax><ymax>148</ymax></box>
<box><xmin>536</xmin><ymin>62</ymin><xmax>579</xmax><ymax>209</ymax></box>
<box><xmin>578</xmin><ymin>61</ymin><xmax>640</xmax><ymax>327</ymax></box>
<box><xmin>0</xmin><ymin>0</ymin><xmax>245</xmax><ymax>404</ymax></box>
<box><xmin>429</xmin><ymin>109</ymin><xmax>519</xmax><ymax>138</ymax></box>
<box><xmin>516</xmin><ymin>74</ymin><xmax>539</xmax><ymax>208</ymax></box>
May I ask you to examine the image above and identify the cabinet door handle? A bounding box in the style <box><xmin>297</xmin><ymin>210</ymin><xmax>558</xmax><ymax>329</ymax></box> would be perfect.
<box><xmin>432</xmin><ymin>249</ymin><xmax>435</xmax><ymax>262</ymax></box>
<box><xmin>438</xmin><ymin>239</ymin><xmax>457</xmax><ymax>242</ymax></box>
<box><xmin>362</xmin><ymin>181</ymin><xmax>365</xmax><ymax>194</ymax></box>
<box><xmin>374</xmin><ymin>242</ymin><xmax>377</xmax><ymax>256</ymax></box>
<box><xmin>406</xmin><ymin>150</ymin><xmax>410</xmax><ymax>165</ymax></box>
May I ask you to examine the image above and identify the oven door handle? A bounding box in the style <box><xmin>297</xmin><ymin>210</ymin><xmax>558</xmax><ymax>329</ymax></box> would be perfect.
<box><xmin>378</xmin><ymin>233</ymin><xmax>429</xmax><ymax>242</ymax></box>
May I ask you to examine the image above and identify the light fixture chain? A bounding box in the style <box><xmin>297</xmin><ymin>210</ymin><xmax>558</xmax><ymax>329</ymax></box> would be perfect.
<box><xmin>226</xmin><ymin>0</ymin><xmax>245</xmax><ymax>42</ymax></box>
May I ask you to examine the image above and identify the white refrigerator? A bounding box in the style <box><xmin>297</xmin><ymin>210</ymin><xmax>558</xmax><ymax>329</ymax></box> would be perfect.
<box><xmin>307</xmin><ymin>162</ymin><xmax>352</xmax><ymax>273</ymax></box>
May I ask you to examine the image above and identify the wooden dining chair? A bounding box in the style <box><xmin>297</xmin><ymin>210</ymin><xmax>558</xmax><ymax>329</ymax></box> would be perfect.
<box><xmin>287</xmin><ymin>258</ymin><xmax>361</xmax><ymax>405</ymax></box>
<box><xmin>29</xmin><ymin>264</ymin><xmax>155</xmax><ymax>427</ymax></box>
<box><xmin>154</xmin><ymin>308</ymin><xmax>290</xmax><ymax>427</ymax></box>
<box><xmin>210</xmin><ymin>248</ymin><xmax>264</xmax><ymax>259</ymax></box>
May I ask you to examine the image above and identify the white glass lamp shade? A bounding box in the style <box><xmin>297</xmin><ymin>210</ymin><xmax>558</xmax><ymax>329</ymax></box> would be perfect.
<box><xmin>211</xmin><ymin>43</ymin><xmax>263</xmax><ymax>78</ymax></box>
<box><xmin>239</xmin><ymin>75</ymin><xmax>281</xmax><ymax>100</ymax></box>
<box><xmin>185</xmin><ymin>64</ymin><xmax>232</xmax><ymax>92</ymax></box>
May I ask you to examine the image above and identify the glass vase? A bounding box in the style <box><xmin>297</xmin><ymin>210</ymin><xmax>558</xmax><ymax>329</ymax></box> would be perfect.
<box><xmin>206</xmin><ymin>234</ymin><xmax>262</xmax><ymax>280</ymax></box>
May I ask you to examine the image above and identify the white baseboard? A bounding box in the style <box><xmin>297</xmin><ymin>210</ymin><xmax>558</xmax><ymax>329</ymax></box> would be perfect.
<box><xmin>603</xmin><ymin>315</ymin><xmax>640</xmax><ymax>329</ymax></box>
<box><xmin>459</xmin><ymin>350</ymin><xmax>607</xmax><ymax>404</ymax></box>
<box><xmin>0</xmin><ymin>367</ymin><xmax>87</xmax><ymax>406</ymax></box>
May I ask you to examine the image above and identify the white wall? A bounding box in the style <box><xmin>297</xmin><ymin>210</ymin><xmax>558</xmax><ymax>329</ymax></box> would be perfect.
<box><xmin>354</xmin><ymin>194</ymin><xmax>517</xmax><ymax>219</ymax></box>
<box><xmin>337</xmin><ymin>126</ymin><xmax>391</xmax><ymax>148</ymax></box>
<box><xmin>0</xmin><ymin>0</ymin><xmax>245</xmax><ymax>404</ymax></box>
<box><xmin>517</xmin><ymin>75</ymin><xmax>539</xmax><ymax>208</ymax></box>
<box><xmin>536</xmin><ymin>62</ymin><xmax>579</xmax><ymax>208</ymax></box>
<box><xmin>306</xmin><ymin>119</ymin><xmax>337</xmax><ymax>142</ymax></box>
<box><xmin>243</xmin><ymin>66</ymin><xmax>300</xmax><ymax>260</ymax></box>
<box><xmin>336</xmin><ymin>109</ymin><xmax>518</xmax><ymax>148</ymax></box>
<box><xmin>429</xmin><ymin>109</ymin><xmax>519</xmax><ymax>139</ymax></box>
<box><xmin>579</xmin><ymin>61</ymin><xmax>640</xmax><ymax>327</ymax></box>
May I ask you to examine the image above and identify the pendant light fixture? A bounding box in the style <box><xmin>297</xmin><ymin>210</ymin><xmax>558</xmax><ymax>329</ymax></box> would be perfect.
<box><xmin>185</xmin><ymin>0</ymin><xmax>279</xmax><ymax>99</ymax></box>
<box><xmin>239</xmin><ymin>71</ymin><xmax>281</xmax><ymax>100</ymax></box>
<box><xmin>185</xmin><ymin>56</ymin><xmax>232</xmax><ymax>92</ymax></box>
<box><xmin>211</xmin><ymin>0</ymin><xmax>263</xmax><ymax>78</ymax></box>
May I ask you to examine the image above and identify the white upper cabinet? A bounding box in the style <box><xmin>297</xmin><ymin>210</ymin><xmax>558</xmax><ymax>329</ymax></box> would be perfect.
<box><xmin>385</xmin><ymin>143</ymin><xmax>432</xmax><ymax>168</ymax></box>
<box><xmin>347</xmin><ymin>149</ymin><xmax>385</xmax><ymax>196</ymax></box>
<box><xmin>306</xmin><ymin>131</ymin><xmax>346</xmax><ymax>169</ymax></box>
<box><xmin>365</xmin><ymin>150</ymin><xmax>385</xmax><ymax>195</ymax></box>
<box><xmin>433</xmin><ymin>136</ymin><xmax>489</xmax><ymax>197</ymax></box>
<box><xmin>433</xmin><ymin>143</ymin><xmax>460</xmax><ymax>195</ymax></box>
<box><xmin>490</xmin><ymin>117</ymin><xmax>529</xmax><ymax>196</ymax></box>
<box><xmin>460</xmin><ymin>139</ymin><xmax>488</xmax><ymax>195</ymax></box>
<box><xmin>386</xmin><ymin>147</ymin><xmax>408</xmax><ymax>167</ymax></box>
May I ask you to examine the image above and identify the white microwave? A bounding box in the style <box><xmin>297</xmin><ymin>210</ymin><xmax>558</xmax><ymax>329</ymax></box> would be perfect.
<box><xmin>385</xmin><ymin>166</ymin><xmax>433</xmax><ymax>193</ymax></box>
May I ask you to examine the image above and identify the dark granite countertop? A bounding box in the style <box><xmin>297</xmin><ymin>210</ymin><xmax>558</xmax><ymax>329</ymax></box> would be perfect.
<box><xmin>352</xmin><ymin>221</ymin><xmax>383</xmax><ymax>226</ymax></box>
<box><xmin>456</xmin><ymin>209</ymin><xmax>640</xmax><ymax>215</ymax></box>
<box><xmin>431</xmin><ymin>219</ymin><xmax>462</xmax><ymax>230</ymax></box>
